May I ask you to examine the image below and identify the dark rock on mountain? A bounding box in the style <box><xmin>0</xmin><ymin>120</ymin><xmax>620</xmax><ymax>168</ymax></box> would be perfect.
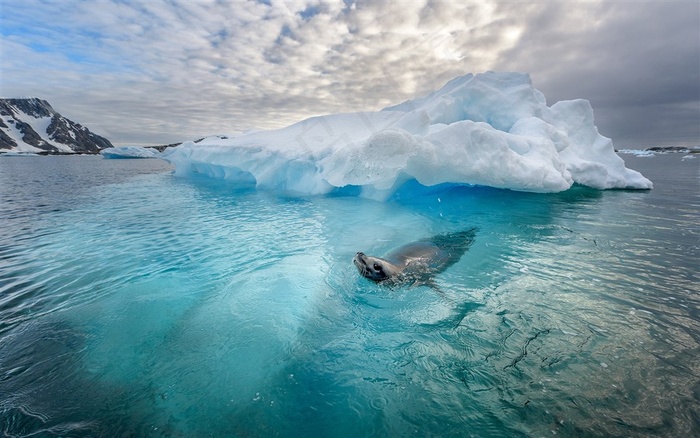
<box><xmin>148</xmin><ymin>142</ymin><xmax>182</xmax><ymax>152</ymax></box>
<box><xmin>0</xmin><ymin>119</ymin><xmax>18</xmax><ymax>148</ymax></box>
<box><xmin>646</xmin><ymin>146</ymin><xmax>699</xmax><ymax>154</ymax></box>
<box><xmin>0</xmin><ymin>98</ymin><xmax>114</xmax><ymax>154</ymax></box>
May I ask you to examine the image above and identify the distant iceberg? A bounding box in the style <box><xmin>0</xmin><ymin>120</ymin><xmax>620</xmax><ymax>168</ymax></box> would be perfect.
<box><xmin>617</xmin><ymin>149</ymin><xmax>655</xmax><ymax>157</ymax></box>
<box><xmin>163</xmin><ymin>72</ymin><xmax>652</xmax><ymax>199</ymax></box>
<box><xmin>101</xmin><ymin>146</ymin><xmax>160</xmax><ymax>159</ymax></box>
<box><xmin>0</xmin><ymin>151</ymin><xmax>40</xmax><ymax>157</ymax></box>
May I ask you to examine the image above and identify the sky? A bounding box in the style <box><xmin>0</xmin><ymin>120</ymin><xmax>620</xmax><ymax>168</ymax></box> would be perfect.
<box><xmin>1</xmin><ymin>0</ymin><xmax>698</xmax><ymax>148</ymax></box>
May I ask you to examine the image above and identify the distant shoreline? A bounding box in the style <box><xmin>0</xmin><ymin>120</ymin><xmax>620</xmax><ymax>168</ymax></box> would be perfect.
<box><xmin>2</xmin><ymin>144</ymin><xmax>698</xmax><ymax>156</ymax></box>
<box><xmin>644</xmin><ymin>146</ymin><xmax>700</xmax><ymax>153</ymax></box>
<box><xmin>617</xmin><ymin>146</ymin><xmax>700</xmax><ymax>156</ymax></box>
<box><xmin>0</xmin><ymin>145</ymin><xmax>169</xmax><ymax>156</ymax></box>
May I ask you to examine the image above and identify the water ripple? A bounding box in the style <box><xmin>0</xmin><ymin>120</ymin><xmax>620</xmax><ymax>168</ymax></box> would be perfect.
<box><xmin>0</xmin><ymin>155</ymin><xmax>698</xmax><ymax>436</ymax></box>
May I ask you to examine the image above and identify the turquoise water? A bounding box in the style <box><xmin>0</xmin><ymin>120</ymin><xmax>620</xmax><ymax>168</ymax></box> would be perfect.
<box><xmin>0</xmin><ymin>154</ymin><xmax>698</xmax><ymax>437</ymax></box>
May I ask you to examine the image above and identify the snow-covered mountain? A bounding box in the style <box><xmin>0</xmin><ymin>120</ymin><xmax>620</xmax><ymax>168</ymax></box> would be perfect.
<box><xmin>0</xmin><ymin>98</ymin><xmax>113</xmax><ymax>154</ymax></box>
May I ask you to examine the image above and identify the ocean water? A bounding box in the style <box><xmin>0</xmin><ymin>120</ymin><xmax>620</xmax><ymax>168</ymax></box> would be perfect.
<box><xmin>0</xmin><ymin>153</ymin><xmax>698</xmax><ymax>437</ymax></box>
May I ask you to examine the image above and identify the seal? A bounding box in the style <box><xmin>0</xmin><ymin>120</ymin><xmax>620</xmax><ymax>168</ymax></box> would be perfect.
<box><xmin>353</xmin><ymin>229</ymin><xmax>477</xmax><ymax>286</ymax></box>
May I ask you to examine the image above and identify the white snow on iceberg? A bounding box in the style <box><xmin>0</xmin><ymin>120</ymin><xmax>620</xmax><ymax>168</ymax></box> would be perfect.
<box><xmin>101</xmin><ymin>146</ymin><xmax>161</xmax><ymax>159</ymax></box>
<box><xmin>163</xmin><ymin>72</ymin><xmax>652</xmax><ymax>199</ymax></box>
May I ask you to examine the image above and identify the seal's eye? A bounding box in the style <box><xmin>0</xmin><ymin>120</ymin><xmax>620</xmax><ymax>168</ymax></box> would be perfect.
<box><xmin>373</xmin><ymin>263</ymin><xmax>382</xmax><ymax>272</ymax></box>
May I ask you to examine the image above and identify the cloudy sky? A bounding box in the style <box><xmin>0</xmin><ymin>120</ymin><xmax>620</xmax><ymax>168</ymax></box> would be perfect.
<box><xmin>1</xmin><ymin>0</ymin><xmax>698</xmax><ymax>148</ymax></box>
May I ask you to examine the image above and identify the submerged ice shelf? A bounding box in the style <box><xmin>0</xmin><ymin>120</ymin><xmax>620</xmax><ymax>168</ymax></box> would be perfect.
<box><xmin>163</xmin><ymin>72</ymin><xmax>652</xmax><ymax>199</ymax></box>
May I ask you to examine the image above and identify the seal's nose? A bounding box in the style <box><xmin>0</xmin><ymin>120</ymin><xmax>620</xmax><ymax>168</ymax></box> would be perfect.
<box><xmin>356</xmin><ymin>252</ymin><xmax>364</xmax><ymax>256</ymax></box>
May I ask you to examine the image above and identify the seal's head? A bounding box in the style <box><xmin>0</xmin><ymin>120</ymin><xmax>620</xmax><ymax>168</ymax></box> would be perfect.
<box><xmin>353</xmin><ymin>252</ymin><xmax>401</xmax><ymax>282</ymax></box>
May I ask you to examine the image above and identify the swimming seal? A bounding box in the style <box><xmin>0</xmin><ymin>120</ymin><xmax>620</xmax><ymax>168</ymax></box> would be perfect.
<box><xmin>353</xmin><ymin>229</ymin><xmax>477</xmax><ymax>286</ymax></box>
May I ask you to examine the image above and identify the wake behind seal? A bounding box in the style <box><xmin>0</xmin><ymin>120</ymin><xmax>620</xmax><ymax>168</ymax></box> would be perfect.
<box><xmin>353</xmin><ymin>228</ymin><xmax>477</xmax><ymax>286</ymax></box>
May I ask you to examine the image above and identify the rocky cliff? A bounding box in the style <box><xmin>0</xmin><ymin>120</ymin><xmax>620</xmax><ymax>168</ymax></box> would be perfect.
<box><xmin>0</xmin><ymin>98</ymin><xmax>113</xmax><ymax>154</ymax></box>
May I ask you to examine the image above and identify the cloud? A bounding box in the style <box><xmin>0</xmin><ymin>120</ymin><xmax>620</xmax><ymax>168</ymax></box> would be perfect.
<box><xmin>494</xmin><ymin>1</ymin><xmax>700</xmax><ymax>147</ymax></box>
<box><xmin>1</xmin><ymin>0</ymin><xmax>698</xmax><ymax>147</ymax></box>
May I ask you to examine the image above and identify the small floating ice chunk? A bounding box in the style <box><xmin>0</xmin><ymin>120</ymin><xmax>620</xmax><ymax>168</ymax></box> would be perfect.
<box><xmin>100</xmin><ymin>146</ymin><xmax>160</xmax><ymax>159</ymax></box>
<box><xmin>617</xmin><ymin>149</ymin><xmax>655</xmax><ymax>157</ymax></box>
<box><xmin>0</xmin><ymin>151</ymin><xmax>40</xmax><ymax>157</ymax></box>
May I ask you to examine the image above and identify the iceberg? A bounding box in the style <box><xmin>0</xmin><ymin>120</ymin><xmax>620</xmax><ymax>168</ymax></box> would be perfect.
<box><xmin>0</xmin><ymin>151</ymin><xmax>40</xmax><ymax>157</ymax></box>
<box><xmin>163</xmin><ymin>72</ymin><xmax>652</xmax><ymax>199</ymax></box>
<box><xmin>101</xmin><ymin>146</ymin><xmax>160</xmax><ymax>159</ymax></box>
<box><xmin>618</xmin><ymin>149</ymin><xmax>655</xmax><ymax>157</ymax></box>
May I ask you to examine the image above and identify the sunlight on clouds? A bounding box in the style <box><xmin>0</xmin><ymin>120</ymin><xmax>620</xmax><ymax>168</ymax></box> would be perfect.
<box><xmin>2</xmin><ymin>0</ymin><xmax>529</xmax><ymax>143</ymax></box>
<box><xmin>503</xmin><ymin>26</ymin><xmax>523</xmax><ymax>47</ymax></box>
<box><xmin>2</xmin><ymin>0</ymin><xmax>697</xmax><ymax>147</ymax></box>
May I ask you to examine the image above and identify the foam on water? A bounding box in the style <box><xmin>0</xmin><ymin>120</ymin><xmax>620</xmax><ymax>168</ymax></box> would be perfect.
<box><xmin>0</xmin><ymin>155</ymin><xmax>696</xmax><ymax>436</ymax></box>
